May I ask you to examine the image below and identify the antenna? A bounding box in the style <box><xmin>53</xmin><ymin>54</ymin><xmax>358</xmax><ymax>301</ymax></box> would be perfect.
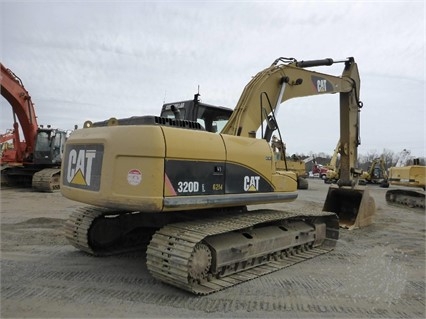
<box><xmin>163</xmin><ymin>90</ymin><xmax>167</xmax><ymax>104</ymax></box>
<box><xmin>194</xmin><ymin>85</ymin><xmax>201</xmax><ymax>102</ymax></box>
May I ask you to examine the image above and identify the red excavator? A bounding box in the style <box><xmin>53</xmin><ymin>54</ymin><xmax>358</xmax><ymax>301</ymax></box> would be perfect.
<box><xmin>0</xmin><ymin>63</ymin><xmax>68</xmax><ymax>191</ymax></box>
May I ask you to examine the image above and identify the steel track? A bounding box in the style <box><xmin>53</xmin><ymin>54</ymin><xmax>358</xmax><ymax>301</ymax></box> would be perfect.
<box><xmin>32</xmin><ymin>168</ymin><xmax>61</xmax><ymax>192</ymax></box>
<box><xmin>386</xmin><ymin>189</ymin><xmax>425</xmax><ymax>209</ymax></box>
<box><xmin>64</xmin><ymin>207</ymin><xmax>338</xmax><ymax>295</ymax></box>
<box><xmin>146</xmin><ymin>209</ymin><xmax>338</xmax><ymax>295</ymax></box>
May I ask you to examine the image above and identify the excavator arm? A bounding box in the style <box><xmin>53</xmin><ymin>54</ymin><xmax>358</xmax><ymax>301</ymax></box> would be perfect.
<box><xmin>222</xmin><ymin>57</ymin><xmax>361</xmax><ymax>182</ymax></box>
<box><xmin>222</xmin><ymin>57</ymin><xmax>373</xmax><ymax>229</ymax></box>
<box><xmin>327</xmin><ymin>140</ymin><xmax>341</xmax><ymax>171</ymax></box>
<box><xmin>1</xmin><ymin>63</ymin><xmax>39</xmax><ymax>160</ymax></box>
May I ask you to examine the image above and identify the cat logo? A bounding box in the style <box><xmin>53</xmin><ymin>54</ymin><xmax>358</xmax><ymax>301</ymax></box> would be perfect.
<box><xmin>311</xmin><ymin>75</ymin><xmax>332</xmax><ymax>93</ymax></box>
<box><xmin>63</xmin><ymin>144</ymin><xmax>103</xmax><ymax>191</ymax></box>
<box><xmin>317</xmin><ymin>79</ymin><xmax>328</xmax><ymax>92</ymax></box>
<box><xmin>244</xmin><ymin>175</ymin><xmax>260</xmax><ymax>192</ymax></box>
<box><xmin>66</xmin><ymin>149</ymin><xmax>97</xmax><ymax>186</ymax></box>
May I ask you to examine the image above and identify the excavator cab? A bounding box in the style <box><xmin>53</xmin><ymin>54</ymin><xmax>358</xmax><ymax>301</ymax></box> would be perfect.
<box><xmin>161</xmin><ymin>94</ymin><xmax>232</xmax><ymax>133</ymax></box>
<box><xmin>33</xmin><ymin>128</ymin><xmax>67</xmax><ymax>165</ymax></box>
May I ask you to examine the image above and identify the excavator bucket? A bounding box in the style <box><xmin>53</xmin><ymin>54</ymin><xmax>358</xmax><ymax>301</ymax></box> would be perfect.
<box><xmin>323</xmin><ymin>184</ymin><xmax>376</xmax><ymax>230</ymax></box>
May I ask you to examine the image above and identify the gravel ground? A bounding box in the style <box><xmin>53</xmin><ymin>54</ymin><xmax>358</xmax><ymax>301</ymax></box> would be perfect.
<box><xmin>1</xmin><ymin>179</ymin><xmax>425</xmax><ymax>318</ymax></box>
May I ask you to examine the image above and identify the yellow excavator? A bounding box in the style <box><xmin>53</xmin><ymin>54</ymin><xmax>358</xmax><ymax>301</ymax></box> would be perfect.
<box><xmin>324</xmin><ymin>140</ymin><xmax>341</xmax><ymax>183</ymax></box>
<box><xmin>61</xmin><ymin>57</ymin><xmax>375</xmax><ymax>295</ymax></box>
<box><xmin>283</xmin><ymin>153</ymin><xmax>310</xmax><ymax>190</ymax></box>
<box><xmin>327</xmin><ymin>153</ymin><xmax>389</xmax><ymax>188</ymax></box>
<box><xmin>386</xmin><ymin>159</ymin><xmax>425</xmax><ymax>209</ymax></box>
<box><xmin>359</xmin><ymin>157</ymin><xmax>389</xmax><ymax>187</ymax></box>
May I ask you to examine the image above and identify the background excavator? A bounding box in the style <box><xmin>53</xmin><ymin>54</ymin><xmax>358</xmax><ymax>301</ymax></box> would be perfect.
<box><xmin>281</xmin><ymin>153</ymin><xmax>310</xmax><ymax>190</ymax></box>
<box><xmin>325</xmin><ymin>145</ymin><xmax>389</xmax><ymax>187</ymax></box>
<box><xmin>386</xmin><ymin>158</ymin><xmax>425</xmax><ymax>209</ymax></box>
<box><xmin>359</xmin><ymin>157</ymin><xmax>389</xmax><ymax>187</ymax></box>
<box><xmin>61</xmin><ymin>57</ymin><xmax>375</xmax><ymax>295</ymax></box>
<box><xmin>0</xmin><ymin>63</ymin><xmax>68</xmax><ymax>191</ymax></box>
<box><xmin>323</xmin><ymin>140</ymin><xmax>341</xmax><ymax>183</ymax></box>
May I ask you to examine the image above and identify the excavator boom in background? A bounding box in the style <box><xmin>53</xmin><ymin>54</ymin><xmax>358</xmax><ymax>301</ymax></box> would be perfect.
<box><xmin>62</xmin><ymin>57</ymin><xmax>375</xmax><ymax>294</ymax></box>
<box><xmin>0</xmin><ymin>63</ymin><xmax>68</xmax><ymax>191</ymax></box>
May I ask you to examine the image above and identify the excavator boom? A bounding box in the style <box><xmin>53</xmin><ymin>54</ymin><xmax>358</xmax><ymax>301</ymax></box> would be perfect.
<box><xmin>222</xmin><ymin>58</ymin><xmax>360</xmax><ymax>182</ymax></box>
<box><xmin>221</xmin><ymin>57</ymin><xmax>374</xmax><ymax>229</ymax></box>
<box><xmin>223</xmin><ymin>59</ymin><xmax>354</xmax><ymax>138</ymax></box>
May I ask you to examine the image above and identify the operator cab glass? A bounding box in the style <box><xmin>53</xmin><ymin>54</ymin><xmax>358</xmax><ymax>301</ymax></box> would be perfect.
<box><xmin>161</xmin><ymin>100</ymin><xmax>232</xmax><ymax>134</ymax></box>
<box><xmin>196</xmin><ymin>105</ymin><xmax>231</xmax><ymax>133</ymax></box>
<box><xmin>34</xmin><ymin>129</ymin><xmax>66</xmax><ymax>164</ymax></box>
<box><xmin>161</xmin><ymin>102</ymin><xmax>187</xmax><ymax>120</ymax></box>
<box><xmin>35</xmin><ymin>131</ymin><xmax>51</xmax><ymax>152</ymax></box>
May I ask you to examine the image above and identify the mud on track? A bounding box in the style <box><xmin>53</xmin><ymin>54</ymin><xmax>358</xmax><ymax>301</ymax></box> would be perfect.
<box><xmin>1</xmin><ymin>179</ymin><xmax>425</xmax><ymax>318</ymax></box>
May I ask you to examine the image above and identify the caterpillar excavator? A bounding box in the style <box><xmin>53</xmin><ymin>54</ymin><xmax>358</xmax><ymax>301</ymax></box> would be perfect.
<box><xmin>0</xmin><ymin>63</ymin><xmax>68</xmax><ymax>191</ymax></box>
<box><xmin>386</xmin><ymin>159</ymin><xmax>425</xmax><ymax>209</ymax></box>
<box><xmin>325</xmin><ymin>147</ymin><xmax>389</xmax><ymax>188</ymax></box>
<box><xmin>324</xmin><ymin>140</ymin><xmax>341</xmax><ymax>183</ymax></box>
<box><xmin>359</xmin><ymin>157</ymin><xmax>389</xmax><ymax>187</ymax></box>
<box><xmin>61</xmin><ymin>57</ymin><xmax>375</xmax><ymax>295</ymax></box>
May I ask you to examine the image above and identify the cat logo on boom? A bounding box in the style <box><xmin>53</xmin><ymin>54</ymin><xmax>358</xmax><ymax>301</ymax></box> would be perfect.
<box><xmin>311</xmin><ymin>75</ymin><xmax>333</xmax><ymax>93</ymax></box>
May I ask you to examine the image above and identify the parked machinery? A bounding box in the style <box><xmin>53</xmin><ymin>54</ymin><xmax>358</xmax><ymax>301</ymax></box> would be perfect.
<box><xmin>0</xmin><ymin>129</ymin><xmax>15</xmax><ymax>156</ymax></box>
<box><xmin>386</xmin><ymin>159</ymin><xmax>425</xmax><ymax>209</ymax></box>
<box><xmin>0</xmin><ymin>63</ymin><xmax>68</xmax><ymax>191</ymax></box>
<box><xmin>62</xmin><ymin>57</ymin><xmax>375</xmax><ymax>294</ymax></box>
<box><xmin>324</xmin><ymin>140</ymin><xmax>341</xmax><ymax>183</ymax></box>
<box><xmin>270</xmin><ymin>138</ymin><xmax>310</xmax><ymax>190</ymax></box>
<box><xmin>359</xmin><ymin>157</ymin><xmax>389</xmax><ymax>187</ymax></box>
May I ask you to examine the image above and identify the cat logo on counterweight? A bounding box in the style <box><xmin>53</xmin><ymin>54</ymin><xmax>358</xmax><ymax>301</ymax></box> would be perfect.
<box><xmin>63</xmin><ymin>144</ymin><xmax>103</xmax><ymax>191</ymax></box>
<box><xmin>66</xmin><ymin>149</ymin><xmax>96</xmax><ymax>186</ymax></box>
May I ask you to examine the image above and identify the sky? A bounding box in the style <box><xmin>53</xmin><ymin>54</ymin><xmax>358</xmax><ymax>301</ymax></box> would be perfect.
<box><xmin>1</xmin><ymin>0</ymin><xmax>425</xmax><ymax>158</ymax></box>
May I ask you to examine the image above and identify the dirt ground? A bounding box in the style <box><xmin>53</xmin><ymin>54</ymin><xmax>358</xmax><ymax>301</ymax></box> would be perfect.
<box><xmin>1</xmin><ymin>179</ymin><xmax>425</xmax><ymax>318</ymax></box>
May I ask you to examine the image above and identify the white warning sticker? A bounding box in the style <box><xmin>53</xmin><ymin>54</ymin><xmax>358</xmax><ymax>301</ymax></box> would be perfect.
<box><xmin>127</xmin><ymin>169</ymin><xmax>142</xmax><ymax>186</ymax></box>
